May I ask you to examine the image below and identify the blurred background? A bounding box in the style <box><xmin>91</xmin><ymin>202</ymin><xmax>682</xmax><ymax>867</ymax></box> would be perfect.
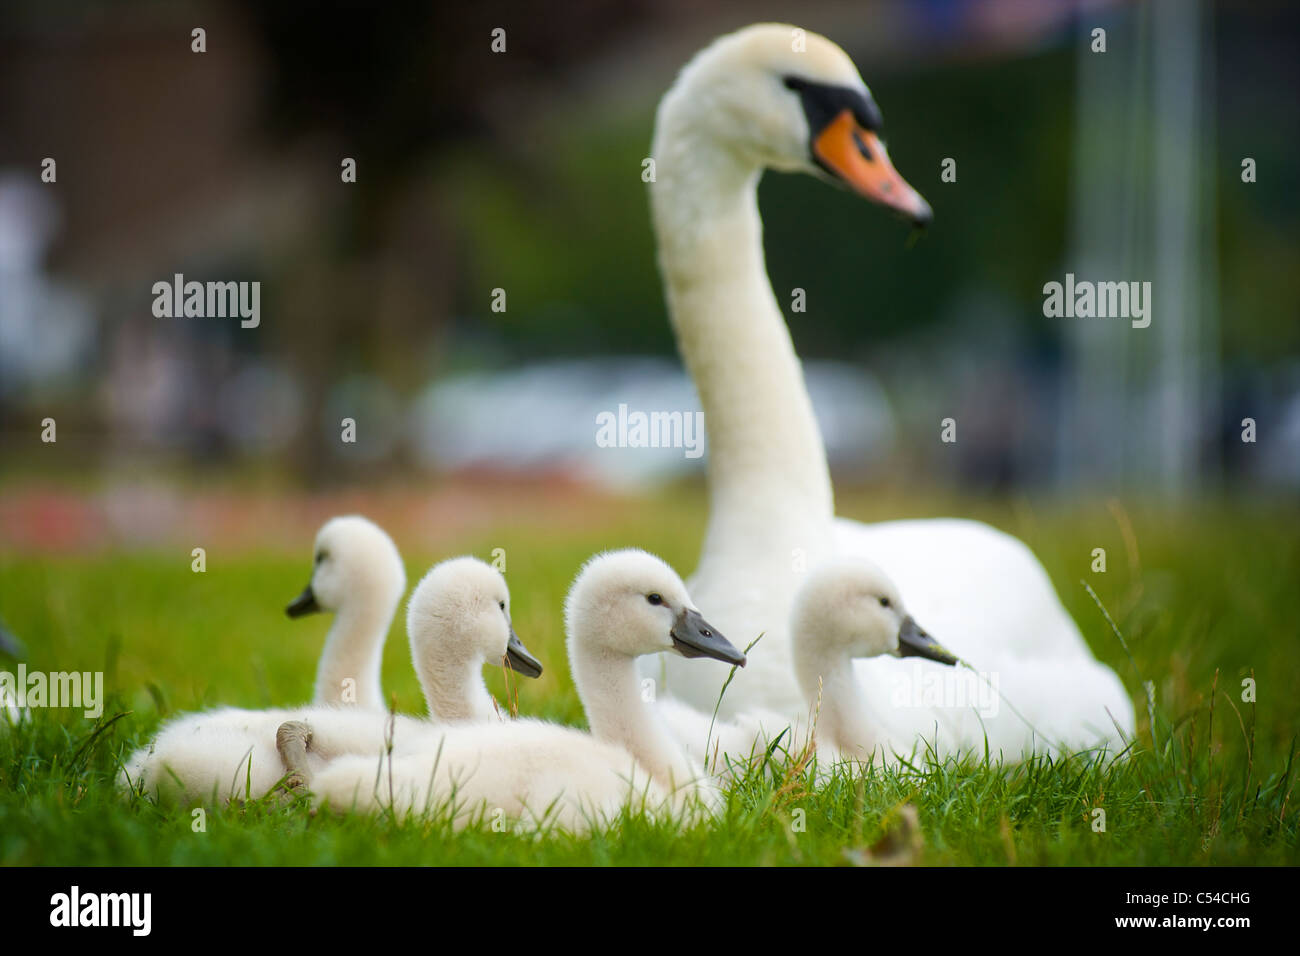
<box><xmin>0</xmin><ymin>0</ymin><xmax>1297</xmax><ymax>553</ymax></box>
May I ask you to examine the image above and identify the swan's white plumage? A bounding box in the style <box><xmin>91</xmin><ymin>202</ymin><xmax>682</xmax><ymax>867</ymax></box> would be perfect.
<box><xmin>656</xmin><ymin>697</ymin><xmax>799</xmax><ymax>778</ymax></box>
<box><xmin>789</xmin><ymin>556</ymin><xmax>966</xmax><ymax>767</ymax></box>
<box><xmin>406</xmin><ymin>556</ymin><xmax>521</xmax><ymax>725</ymax></box>
<box><xmin>308</xmin><ymin>550</ymin><xmax>726</xmax><ymax>832</ymax></box>
<box><xmin>835</xmin><ymin>518</ymin><xmax>1134</xmax><ymax>757</ymax></box>
<box><xmin>117</xmin><ymin>704</ymin><xmax>431</xmax><ymax>805</ymax></box>
<box><xmin>304</xmin><ymin>515</ymin><xmax>406</xmax><ymax>710</ymax></box>
<box><xmin>119</xmin><ymin>551</ymin><xmax>525</xmax><ymax>805</ymax></box>
<box><xmin>660</xmin><ymin>558</ymin><xmax>922</xmax><ymax>775</ymax></box>
<box><xmin>307</xmin><ymin>721</ymin><xmax>667</xmax><ymax>833</ymax></box>
<box><xmin>646</xmin><ymin>23</ymin><xmax>1134</xmax><ymax>756</ymax></box>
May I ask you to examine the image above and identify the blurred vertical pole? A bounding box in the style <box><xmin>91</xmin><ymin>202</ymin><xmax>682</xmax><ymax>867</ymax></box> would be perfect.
<box><xmin>1200</xmin><ymin>6</ymin><xmax>1223</xmax><ymax>488</ymax></box>
<box><xmin>1061</xmin><ymin>0</ymin><xmax>1216</xmax><ymax>496</ymax></box>
<box><xmin>1152</xmin><ymin>0</ymin><xmax>1203</xmax><ymax>497</ymax></box>
<box><xmin>1061</xmin><ymin>2</ymin><xmax>1142</xmax><ymax>488</ymax></box>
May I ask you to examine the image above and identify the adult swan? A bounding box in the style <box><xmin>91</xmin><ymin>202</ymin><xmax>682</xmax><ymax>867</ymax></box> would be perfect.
<box><xmin>647</xmin><ymin>24</ymin><xmax>1133</xmax><ymax>757</ymax></box>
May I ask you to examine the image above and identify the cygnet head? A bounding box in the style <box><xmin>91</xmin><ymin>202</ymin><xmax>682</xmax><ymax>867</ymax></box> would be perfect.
<box><xmin>285</xmin><ymin>515</ymin><xmax>406</xmax><ymax>619</ymax></box>
<box><xmin>407</xmin><ymin>556</ymin><xmax>542</xmax><ymax>679</ymax></box>
<box><xmin>792</xmin><ymin>559</ymin><xmax>958</xmax><ymax>665</ymax></box>
<box><xmin>655</xmin><ymin>23</ymin><xmax>930</xmax><ymax>226</ymax></box>
<box><xmin>565</xmin><ymin>550</ymin><xmax>746</xmax><ymax>667</ymax></box>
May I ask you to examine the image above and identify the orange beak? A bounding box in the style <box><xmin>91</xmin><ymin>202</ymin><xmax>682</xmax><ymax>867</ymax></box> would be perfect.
<box><xmin>813</xmin><ymin>109</ymin><xmax>932</xmax><ymax>227</ymax></box>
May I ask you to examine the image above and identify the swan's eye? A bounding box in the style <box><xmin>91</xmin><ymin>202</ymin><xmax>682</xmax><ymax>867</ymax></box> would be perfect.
<box><xmin>647</xmin><ymin>593</ymin><xmax>663</xmax><ymax>606</ymax></box>
<box><xmin>315</xmin><ymin>551</ymin><xmax>328</xmax><ymax>565</ymax></box>
<box><xmin>499</xmin><ymin>601</ymin><xmax>506</xmax><ymax>611</ymax></box>
<box><xmin>879</xmin><ymin>597</ymin><xmax>891</xmax><ymax>609</ymax></box>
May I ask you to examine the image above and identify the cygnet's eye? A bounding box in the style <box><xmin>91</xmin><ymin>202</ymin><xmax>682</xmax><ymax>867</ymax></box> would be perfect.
<box><xmin>879</xmin><ymin>596</ymin><xmax>891</xmax><ymax>609</ymax></box>
<box><xmin>647</xmin><ymin>593</ymin><xmax>664</xmax><ymax>606</ymax></box>
<box><xmin>315</xmin><ymin>551</ymin><xmax>328</xmax><ymax>565</ymax></box>
<box><xmin>499</xmin><ymin>601</ymin><xmax>506</xmax><ymax>611</ymax></box>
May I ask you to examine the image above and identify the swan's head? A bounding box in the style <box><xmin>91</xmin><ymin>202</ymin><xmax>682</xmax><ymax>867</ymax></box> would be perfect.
<box><xmin>565</xmin><ymin>549</ymin><xmax>746</xmax><ymax>667</ymax></box>
<box><xmin>792</xmin><ymin>559</ymin><xmax>957</xmax><ymax>665</ymax></box>
<box><xmin>407</xmin><ymin>557</ymin><xmax>543</xmax><ymax>679</ymax></box>
<box><xmin>285</xmin><ymin>515</ymin><xmax>406</xmax><ymax>620</ymax></box>
<box><xmin>656</xmin><ymin>23</ymin><xmax>931</xmax><ymax>226</ymax></box>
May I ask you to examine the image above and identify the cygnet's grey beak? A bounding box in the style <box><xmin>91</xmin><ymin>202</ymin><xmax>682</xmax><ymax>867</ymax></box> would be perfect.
<box><xmin>896</xmin><ymin>615</ymin><xmax>958</xmax><ymax>666</ymax></box>
<box><xmin>285</xmin><ymin>585</ymin><xmax>321</xmax><ymax>618</ymax></box>
<box><xmin>671</xmin><ymin>609</ymin><xmax>746</xmax><ymax>667</ymax></box>
<box><xmin>504</xmin><ymin>628</ymin><xmax>544</xmax><ymax>679</ymax></box>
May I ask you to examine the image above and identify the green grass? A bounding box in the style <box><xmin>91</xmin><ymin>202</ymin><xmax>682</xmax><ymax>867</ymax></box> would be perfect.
<box><xmin>2</xmin><ymin>488</ymin><xmax>1298</xmax><ymax>865</ymax></box>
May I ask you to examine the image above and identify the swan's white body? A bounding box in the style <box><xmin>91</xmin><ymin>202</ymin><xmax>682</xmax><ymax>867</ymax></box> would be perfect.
<box><xmin>656</xmin><ymin>697</ymin><xmax>800</xmax><ymax>778</ymax></box>
<box><xmin>834</xmin><ymin>519</ymin><xmax>1133</xmax><ymax>758</ymax></box>
<box><xmin>659</xmin><ymin>558</ymin><xmax>953</xmax><ymax>775</ymax></box>
<box><xmin>646</xmin><ymin>25</ymin><xmax>1134</xmax><ymax>757</ymax></box>
<box><xmin>309</xmin><ymin>551</ymin><xmax>734</xmax><ymax>832</ymax></box>
<box><xmin>307</xmin><ymin>718</ymin><xmax>668</xmax><ymax>833</ymax></box>
<box><xmin>119</xmin><ymin>548</ymin><xmax>533</xmax><ymax>805</ymax></box>
<box><xmin>118</xmin><ymin>703</ymin><xmax>433</xmax><ymax>805</ymax></box>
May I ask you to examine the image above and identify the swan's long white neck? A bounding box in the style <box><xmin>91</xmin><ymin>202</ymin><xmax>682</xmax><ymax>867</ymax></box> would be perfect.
<box><xmin>794</xmin><ymin>637</ymin><xmax>880</xmax><ymax>761</ymax></box>
<box><xmin>313</xmin><ymin>598</ymin><xmax>392</xmax><ymax>710</ymax></box>
<box><xmin>651</xmin><ymin>122</ymin><xmax>834</xmax><ymax>564</ymax></box>
<box><xmin>570</xmin><ymin>639</ymin><xmax>701</xmax><ymax>793</ymax></box>
<box><xmin>411</xmin><ymin>629</ymin><xmax>498</xmax><ymax>724</ymax></box>
<box><xmin>650</xmin><ymin>112</ymin><xmax>835</xmax><ymax>640</ymax></box>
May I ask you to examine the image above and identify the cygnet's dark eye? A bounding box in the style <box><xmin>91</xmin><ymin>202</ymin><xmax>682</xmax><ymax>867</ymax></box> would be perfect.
<box><xmin>879</xmin><ymin>597</ymin><xmax>891</xmax><ymax>609</ymax></box>
<box><xmin>647</xmin><ymin>593</ymin><xmax>663</xmax><ymax>606</ymax></box>
<box><xmin>315</xmin><ymin>551</ymin><xmax>328</xmax><ymax>565</ymax></box>
<box><xmin>499</xmin><ymin>601</ymin><xmax>506</xmax><ymax>611</ymax></box>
